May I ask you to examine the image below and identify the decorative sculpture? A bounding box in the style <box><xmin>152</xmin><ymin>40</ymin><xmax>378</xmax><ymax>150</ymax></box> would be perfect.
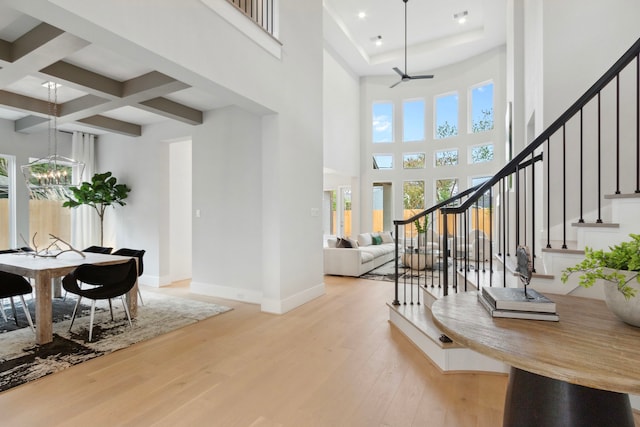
<box><xmin>20</xmin><ymin>233</ymin><xmax>85</xmax><ymax>258</ymax></box>
<box><xmin>515</xmin><ymin>245</ymin><xmax>533</xmax><ymax>298</ymax></box>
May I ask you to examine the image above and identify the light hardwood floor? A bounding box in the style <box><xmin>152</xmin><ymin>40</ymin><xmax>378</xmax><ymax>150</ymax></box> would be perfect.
<box><xmin>1</xmin><ymin>275</ymin><xmax>623</xmax><ymax>427</ymax></box>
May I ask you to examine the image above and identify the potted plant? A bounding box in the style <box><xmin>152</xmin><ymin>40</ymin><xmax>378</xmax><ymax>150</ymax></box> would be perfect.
<box><xmin>561</xmin><ymin>233</ymin><xmax>640</xmax><ymax>326</ymax></box>
<box><xmin>63</xmin><ymin>172</ymin><xmax>131</xmax><ymax>245</ymax></box>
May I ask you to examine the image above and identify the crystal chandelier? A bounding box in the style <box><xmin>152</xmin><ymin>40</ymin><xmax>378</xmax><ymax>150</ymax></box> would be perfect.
<box><xmin>21</xmin><ymin>82</ymin><xmax>85</xmax><ymax>200</ymax></box>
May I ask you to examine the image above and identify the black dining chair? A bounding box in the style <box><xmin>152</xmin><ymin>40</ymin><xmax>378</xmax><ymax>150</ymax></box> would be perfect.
<box><xmin>112</xmin><ymin>248</ymin><xmax>146</xmax><ymax>305</ymax></box>
<box><xmin>83</xmin><ymin>246</ymin><xmax>113</xmax><ymax>254</ymax></box>
<box><xmin>0</xmin><ymin>270</ymin><xmax>35</xmax><ymax>332</ymax></box>
<box><xmin>62</xmin><ymin>246</ymin><xmax>114</xmax><ymax>301</ymax></box>
<box><xmin>62</xmin><ymin>258</ymin><xmax>137</xmax><ymax>342</ymax></box>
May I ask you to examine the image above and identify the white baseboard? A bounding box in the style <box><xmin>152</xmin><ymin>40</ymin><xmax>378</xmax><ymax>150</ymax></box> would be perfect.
<box><xmin>261</xmin><ymin>282</ymin><xmax>326</xmax><ymax>314</ymax></box>
<box><xmin>138</xmin><ymin>274</ymin><xmax>172</xmax><ymax>288</ymax></box>
<box><xmin>190</xmin><ymin>281</ymin><xmax>262</xmax><ymax>304</ymax></box>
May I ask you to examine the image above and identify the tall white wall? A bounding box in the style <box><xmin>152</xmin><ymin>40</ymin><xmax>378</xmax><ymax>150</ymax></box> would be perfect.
<box><xmin>323</xmin><ymin>48</ymin><xmax>360</xmax><ymax>180</ymax></box>
<box><xmin>542</xmin><ymin>1</ymin><xmax>640</xmax><ymax>127</ymax></box>
<box><xmin>359</xmin><ymin>48</ymin><xmax>506</xmax><ymax>232</ymax></box>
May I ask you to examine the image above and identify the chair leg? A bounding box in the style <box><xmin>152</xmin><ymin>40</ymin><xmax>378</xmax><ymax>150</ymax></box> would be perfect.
<box><xmin>108</xmin><ymin>299</ymin><xmax>114</xmax><ymax>320</ymax></box>
<box><xmin>69</xmin><ymin>296</ymin><xmax>82</xmax><ymax>331</ymax></box>
<box><xmin>138</xmin><ymin>287</ymin><xmax>144</xmax><ymax>306</ymax></box>
<box><xmin>9</xmin><ymin>298</ymin><xmax>18</xmax><ymax>326</ymax></box>
<box><xmin>0</xmin><ymin>298</ymin><xmax>7</xmax><ymax>322</ymax></box>
<box><xmin>88</xmin><ymin>300</ymin><xmax>96</xmax><ymax>342</ymax></box>
<box><xmin>121</xmin><ymin>296</ymin><xmax>133</xmax><ymax>327</ymax></box>
<box><xmin>19</xmin><ymin>295</ymin><xmax>35</xmax><ymax>332</ymax></box>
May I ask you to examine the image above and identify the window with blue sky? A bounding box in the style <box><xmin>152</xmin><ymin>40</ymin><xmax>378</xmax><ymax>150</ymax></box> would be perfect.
<box><xmin>373</xmin><ymin>154</ymin><xmax>393</xmax><ymax>169</ymax></box>
<box><xmin>435</xmin><ymin>149</ymin><xmax>459</xmax><ymax>166</ymax></box>
<box><xmin>372</xmin><ymin>102</ymin><xmax>393</xmax><ymax>143</ymax></box>
<box><xmin>435</xmin><ymin>93</ymin><xmax>458</xmax><ymax>139</ymax></box>
<box><xmin>403</xmin><ymin>99</ymin><xmax>425</xmax><ymax>142</ymax></box>
<box><xmin>470</xmin><ymin>144</ymin><xmax>494</xmax><ymax>163</ymax></box>
<box><xmin>470</xmin><ymin>82</ymin><xmax>494</xmax><ymax>133</ymax></box>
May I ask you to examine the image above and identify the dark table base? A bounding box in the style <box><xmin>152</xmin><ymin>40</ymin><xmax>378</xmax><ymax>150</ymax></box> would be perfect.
<box><xmin>503</xmin><ymin>367</ymin><xmax>633</xmax><ymax>427</ymax></box>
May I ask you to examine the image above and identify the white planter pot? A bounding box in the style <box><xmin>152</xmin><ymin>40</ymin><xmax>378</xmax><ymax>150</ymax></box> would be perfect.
<box><xmin>602</xmin><ymin>270</ymin><xmax>640</xmax><ymax>327</ymax></box>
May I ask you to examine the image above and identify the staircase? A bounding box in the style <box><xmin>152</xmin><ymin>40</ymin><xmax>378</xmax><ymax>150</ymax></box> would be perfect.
<box><xmin>388</xmin><ymin>36</ymin><xmax>640</xmax><ymax>375</ymax></box>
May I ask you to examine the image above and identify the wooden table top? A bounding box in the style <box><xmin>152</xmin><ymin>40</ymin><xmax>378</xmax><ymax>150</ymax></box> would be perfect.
<box><xmin>431</xmin><ymin>291</ymin><xmax>640</xmax><ymax>394</ymax></box>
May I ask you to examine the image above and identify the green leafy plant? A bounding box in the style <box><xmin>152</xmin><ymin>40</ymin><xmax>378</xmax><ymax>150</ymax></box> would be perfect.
<box><xmin>560</xmin><ymin>233</ymin><xmax>640</xmax><ymax>300</ymax></box>
<box><xmin>414</xmin><ymin>215</ymin><xmax>429</xmax><ymax>234</ymax></box>
<box><xmin>62</xmin><ymin>172</ymin><xmax>131</xmax><ymax>245</ymax></box>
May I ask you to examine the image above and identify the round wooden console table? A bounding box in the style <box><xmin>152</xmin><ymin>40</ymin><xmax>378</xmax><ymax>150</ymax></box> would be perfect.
<box><xmin>431</xmin><ymin>291</ymin><xmax>640</xmax><ymax>427</ymax></box>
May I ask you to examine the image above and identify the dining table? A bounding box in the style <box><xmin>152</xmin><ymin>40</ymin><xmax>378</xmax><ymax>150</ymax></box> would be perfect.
<box><xmin>0</xmin><ymin>251</ymin><xmax>138</xmax><ymax>344</ymax></box>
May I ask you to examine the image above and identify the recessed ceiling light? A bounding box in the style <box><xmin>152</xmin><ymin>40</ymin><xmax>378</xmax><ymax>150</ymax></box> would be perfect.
<box><xmin>375</xmin><ymin>35</ymin><xmax>382</xmax><ymax>46</ymax></box>
<box><xmin>41</xmin><ymin>81</ymin><xmax>62</xmax><ymax>89</ymax></box>
<box><xmin>358</xmin><ymin>11</ymin><xmax>366</xmax><ymax>19</ymax></box>
<box><xmin>453</xmin><ymin>10</ymin><xmax>468</xmax><ymax>24</ymax></box>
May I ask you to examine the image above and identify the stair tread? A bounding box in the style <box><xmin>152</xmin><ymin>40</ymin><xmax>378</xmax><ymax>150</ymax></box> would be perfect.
<box><xmin>571</xmin><ymin>222</ymin><xmax>619</xmax><ymax>228</ymax></box>
<box><xmin>388</xmin><ymin>302</ymin><xmax>463</xmax><ymax>349</ymax></box>
<box><xmin>604</xmin><ymin>193</ymin><xmax>640</xmax><ymax>199</ymax></box>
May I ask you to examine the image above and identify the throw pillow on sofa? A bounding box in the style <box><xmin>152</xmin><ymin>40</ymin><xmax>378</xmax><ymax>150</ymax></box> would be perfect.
<box><xmin>372</xmin><ymin>235</ymin><xmax>383</xmax><ymax>245</ymax></box>
<box><xmin>336</xmin><ymin>238</ymin><xmax>351</xmax><ymax>248</ymax></box>
<box><xmin>380</xmin><ymin>231</ymin><xmax>394</xmax><ymax>243</ymax></box>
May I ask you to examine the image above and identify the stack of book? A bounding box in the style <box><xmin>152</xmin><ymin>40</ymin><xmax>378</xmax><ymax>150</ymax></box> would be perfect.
<box><xmin>478</xmin><ymin>286</ymin><xmax>559</xmax><ymax>321</ymax></box>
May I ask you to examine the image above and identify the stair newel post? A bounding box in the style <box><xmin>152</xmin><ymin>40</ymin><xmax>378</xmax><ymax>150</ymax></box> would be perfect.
<box><xmin>488</xmin><ymin>185</ymin><xmax>493</xmax><ymax>275</ymax></box>
<box><xmin>531</xmin><ymin>152</ymin><xmax>537</xmax><ymax>273</ymax></box>
<box><xmin>393</xmin><ymin>222</ymin><xmax>400</xmax><ymax>306</ymax></box>
<box><xmin>636</xmin><ymin>52</ymin><xmax>640</xmax><ymax>193</ymax></box>
<box><xmin>579</xmin><ymin>108</ymin><xmax>585</xmax><ymax>223</ymax></box>
<box><xmin>515</xmin><ymin>164</ymin><xmax>520</xmax><ymax>250</ymax></box>
<box><xmin>442</xmin><ymin>211</ymin><xmax>449</xmax><ymax>295</ymax></box>
<box><xmin>546</xmin><ymin>138</ymin><xmax>552</xmax><ymax>248</ymax></box>
<box><xmin>616</xmin><ymin>74</ymin><xmax>621</xmax><ymax>194</ymax></box>
<box><xmin>562</xmin><ymin>124</ymin><xmax>568</xmax><ymax>249</ymax></box>
<box><xmin>597</xmin><ymin>91</ymin><xmax>603</xmax><ymax>223</ymax></box>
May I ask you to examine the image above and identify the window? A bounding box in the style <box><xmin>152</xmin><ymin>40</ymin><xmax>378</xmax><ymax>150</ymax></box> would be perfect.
<box><xmin>435</xmin><ymin>149</ymin><xmax>459</xmax><ymax>166</ymax></box>
<box><xmin>372</xmin><ymin>102</ymin><xmax>393</xmax><ymax>143</ymax></box>
<box><xmin>373</xmin><ymin>154</ymin><xmax>393</xmax><ymax>170</ymax></box>
<box><xmin>470</xmin><ymin>144</ymin><xmax>494</xmax><ymax>163</ymax></box>
<box><xmin>435</xmin><ymin>93</ymin><xmax>458</xmax><ymax>139</ymax></box>
<box><xmin>470</xmin><ymin>82</ymin><xmax>494</xmax><ymax>133</ymax></box>
<box><xmin>436</xmin><ymin>179</ymin><xmax>459</xmax><ymax>203</ymax></box>
<box><xmin>372</xmin><ymin>185</ymin><xmax>383</xmax><ymax>232</ymax></box>
<box><xmin>25</xmin><ymin>158</ymin><xmax>75</xmax><ymax>248</ymax></box>
<box><xmin>403</xmin><ymin>181</ymin><xmax>424</xmax><ymax>211</ymax></box>
<box><xmin>403</xmin><ymin>153</ymin><xmax>425</xmax><ymax>169</ymax></box>
<box><xmin>403</xmin><ymin>99</ymin><xmax>425</xmax><ymax>142</ymax></box>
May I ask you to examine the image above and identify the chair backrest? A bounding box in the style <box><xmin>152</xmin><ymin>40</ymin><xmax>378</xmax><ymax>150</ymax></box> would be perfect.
<box><xmin>65</xmin><ymin>259</ymin><xmax>138</xmax><ymax>298</ymax></box>
<box><xmin>83</xmin><ymin>246</ymin><xmax>113</xmax><ymax>254</ymax></box>
<box><xmin>112</xmin><ymin>248</ymin><xmax>145</xmax><ymax>276</ymax></box>
<box><xmin>0</xmin><ymin>270</ymin><xmax>32</xmax><ymax>298</ymax></box>
<box><xmin>0</xmin><ymin>249</ymin><xmax>18</xmax><ymax>254</ymax></box>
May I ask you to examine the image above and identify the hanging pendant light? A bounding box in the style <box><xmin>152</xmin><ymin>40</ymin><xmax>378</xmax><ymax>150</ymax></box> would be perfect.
<box><xmin>21</xmin><ymin>81</ymin><xmax>85</xmax><ymax>201</ymax></box>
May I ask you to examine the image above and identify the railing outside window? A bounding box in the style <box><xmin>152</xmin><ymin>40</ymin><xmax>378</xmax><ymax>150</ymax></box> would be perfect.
<box><xmin>226</xmin><ymin>0</ymin><xmax>275</xmax><ymax>36</ymax></box>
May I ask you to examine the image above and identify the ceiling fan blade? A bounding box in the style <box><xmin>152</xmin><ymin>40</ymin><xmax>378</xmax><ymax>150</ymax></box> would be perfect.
<box><xmin>410</xmin><ymin>74</ymin><xmax>435</xmax><ymax>80</ymax></box>
<box><xmin>390</xmin><ymin>80</ymin><xmax>403</xmax><ymax>89</ymax></box>
<box><xmin>392</xmin><ymin>67</ymin><xmax>405</xmax><ymax>77</ymax></box>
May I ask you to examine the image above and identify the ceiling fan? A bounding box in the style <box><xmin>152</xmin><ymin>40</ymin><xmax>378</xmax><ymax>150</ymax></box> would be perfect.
<box><xmin>390</xmin><ymin>0</ymin><xmax>434</xmax><ymax>88</ymax></box>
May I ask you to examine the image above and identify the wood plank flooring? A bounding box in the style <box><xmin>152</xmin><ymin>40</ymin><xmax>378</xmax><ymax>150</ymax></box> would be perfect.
<box><xmin>0</xmin><ymin>275</ymin><xmax>631</xmax><ymax>426</ymax></box>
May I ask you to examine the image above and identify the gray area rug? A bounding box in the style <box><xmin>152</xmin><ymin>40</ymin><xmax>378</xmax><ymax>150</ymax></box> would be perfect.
<box><xmin>0</xmin><ymin>291</ymin><xmax>232</xmax><ymax>392</ymax></box>
<box><xmin>360</xmin><ymin>258</ymin><xmax>443</xmax><ymax>283</ymax></box>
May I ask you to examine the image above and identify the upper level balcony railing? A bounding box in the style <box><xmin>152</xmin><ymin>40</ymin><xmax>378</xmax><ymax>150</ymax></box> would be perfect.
<box><xmin>226</xmin><ymin>0</ymin><xmax>275</xmax><ymax>36</ymax></box>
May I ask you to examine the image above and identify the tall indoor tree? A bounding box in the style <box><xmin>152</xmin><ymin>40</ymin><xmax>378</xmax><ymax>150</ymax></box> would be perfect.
<box><xmin>63</xmin><ymin>171</ymin><xmax>131</xmax><ymax>245</ymax></box>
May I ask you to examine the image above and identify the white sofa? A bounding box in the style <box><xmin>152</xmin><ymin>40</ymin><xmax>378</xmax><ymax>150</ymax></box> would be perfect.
<box><xmin>323</xmin><ymin>232</ymin><xmax>396</xmax><ymax>277</ymax></box>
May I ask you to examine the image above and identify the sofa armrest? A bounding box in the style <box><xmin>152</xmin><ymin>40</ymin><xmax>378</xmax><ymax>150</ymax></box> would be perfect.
<box><xmin>323</xmin><ymin>247</ymin><xmax>364</xmax><ymax>276</ymax></box>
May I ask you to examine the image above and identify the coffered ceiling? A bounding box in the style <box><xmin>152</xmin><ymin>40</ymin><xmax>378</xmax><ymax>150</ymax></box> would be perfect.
<box><xmin>0</xmin><ymin>14</ymin><xmax>212</xmax><ymax>137</ymax></box>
